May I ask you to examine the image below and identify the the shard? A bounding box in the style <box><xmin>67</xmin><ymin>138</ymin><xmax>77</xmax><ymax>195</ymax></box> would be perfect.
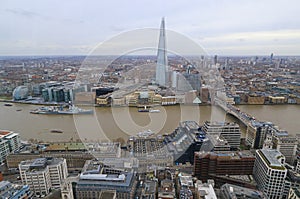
<box><xmin>156</xmin><ymin>17</ymin><xmax>168</xmax><ymax>87</ymax></box>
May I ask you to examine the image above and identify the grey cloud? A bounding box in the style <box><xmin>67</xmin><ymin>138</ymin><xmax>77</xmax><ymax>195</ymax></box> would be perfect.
<box><xmin>5</xmin><ymin>8</ymin><xmax>47</xmax><ymax>19</ymax></box>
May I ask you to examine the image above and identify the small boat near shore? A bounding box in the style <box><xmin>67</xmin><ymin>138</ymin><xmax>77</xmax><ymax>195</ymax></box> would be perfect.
<box><xmin>149</xmin><ymin>109</ymin><xmax>160</xmax><ymax>113</ymax></box>
<box><xmin>4</xmin><ymin>103</ymin><xmax>13</xmax><ymax>106</ymax></box>
<box><xmin>50</xmin><ymin>129</ymin><xmax>63</xmax><ymax>133</ymax></box>
<box><xmin>138</xmin><ymin>106</ymin><xmax>149</xmax><ymax>112</ymax></box>
<box><xmin>138</xmin><ymin>106</ymin><xmax>160</xmax><ymax>113</ymax></box>
<box><xmin>138</xmin><ymin>109</ymin><xmax>149</xmax><ymax>112</ymax></box>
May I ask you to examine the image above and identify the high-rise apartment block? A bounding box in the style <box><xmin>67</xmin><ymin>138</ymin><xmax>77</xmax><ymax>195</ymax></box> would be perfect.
<box><xmin>0</xmin><ymin>130</ymin><xmax>21</xmax><ymax>163</ymax></box>
<box><xmin>253</xmin><ymin>149</ymin><xmax>287</xmax><ymax>199</ymax></box>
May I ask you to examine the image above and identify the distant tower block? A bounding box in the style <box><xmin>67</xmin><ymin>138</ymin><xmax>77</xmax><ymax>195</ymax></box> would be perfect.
<box><xmin>156</xmin><ymin>17</ymin><xmax>169</xmax><ymax>87</ymax></box>
<box><xmin>214</xmin><ymin>55</ymin><xmax>218</xmax><ymax>65</ymax></box>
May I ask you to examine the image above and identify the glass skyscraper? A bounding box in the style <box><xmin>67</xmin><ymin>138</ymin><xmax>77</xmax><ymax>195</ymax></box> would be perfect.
<box><xmin>156</xmin><ymin>17</ymin><xmax>168</xmax><ymax>87</ymax></box>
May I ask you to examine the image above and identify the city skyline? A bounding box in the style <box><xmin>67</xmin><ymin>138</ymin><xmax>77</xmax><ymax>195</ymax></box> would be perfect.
<box><xmin>1</xmin><ymin>0</ymin><xmax>300</xmax><ymax>56</ymax></box>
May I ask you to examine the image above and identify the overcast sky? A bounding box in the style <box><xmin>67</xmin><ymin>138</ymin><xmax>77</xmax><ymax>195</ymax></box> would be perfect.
<box><xmin>1</xmin><ymin>0</ymin><xmax>300</xmax><ymax>56</ymax></box>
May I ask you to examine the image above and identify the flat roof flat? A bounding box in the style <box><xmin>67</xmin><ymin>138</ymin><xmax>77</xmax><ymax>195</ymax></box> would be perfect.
<box><xmin>77</xmin><ymin>172</ymin><xmax>134</xmax><ymax>187</ymax></box>
<box><xmin>259</xmin><ymin>149</ymin><xmax>286</xmax><ymax>169</ymax></box>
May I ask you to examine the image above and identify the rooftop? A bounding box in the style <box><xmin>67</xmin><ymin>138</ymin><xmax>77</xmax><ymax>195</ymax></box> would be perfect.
<box><xmin>179</xmin><ymin>175</ymin><xmax>193</xmax><ymax>187</ymax></box>
<box><xmin>196</xmin><ymin>151</ymin><xmax>255</xmax><ymax>160</ymax></box>
<box><xmin>0</xmin><ymin>130</ymin><xmax>12</xmax><ymax>136</ymax></box>
<box><xmin>258</xmin><ymin>149</ymin><xmax>286</xmax><ymax>170</ymax></box>
<box><xmin>0</xmin><ymin>130</ymin><xmax>16</xmax><ymax>139</ymax></box>
<box><xmin>196</xmin><ymin>181</ymin><xmax>217</xmax><ymax>199</ymax></box>
<box><xmin>78</xmin><ymin>159</ymin><xmax>135</xmax><ymax>188</ymax></box>
<box><xmin>221</xmin><ymin>183</ymin><xmax>267</xmax><ymax>198</ymax></box>
<box><xmin>204</xmin><ymin>121</ymin><xmax>239</xmax><ymax>128</ymax></box>
<box><xmin>78</xmin><ymin>171</ymin><xmax>134</xmax><ymax>187</ymax></box>
<box><xmin>20</xmin><ymin>157</ymin><xmax>64</xmax><ymax>171</ymax></box>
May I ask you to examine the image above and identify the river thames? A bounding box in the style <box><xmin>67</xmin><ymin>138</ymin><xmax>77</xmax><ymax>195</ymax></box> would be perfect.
<box><xmin>0</xmin><ymin>102</ymin><xmax>299</xmax><ymax>142</ymax></box>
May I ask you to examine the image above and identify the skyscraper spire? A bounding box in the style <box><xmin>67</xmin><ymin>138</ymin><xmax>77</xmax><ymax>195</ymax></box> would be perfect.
<box><xmin>156</xmin><ymin>17</ymin><xmax>168</xmax><ymax>87</ymax></box>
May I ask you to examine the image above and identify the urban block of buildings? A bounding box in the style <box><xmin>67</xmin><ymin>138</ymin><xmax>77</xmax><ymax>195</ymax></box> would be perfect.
<box><xmin>18</xmin><ymin>157</ymin><xmax>68</xmax><ymax>198</ymax></box>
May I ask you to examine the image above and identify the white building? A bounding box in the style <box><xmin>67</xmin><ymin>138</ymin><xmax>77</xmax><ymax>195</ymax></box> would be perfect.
<box><xmin>273</xmin><ymin>136</ymin><xmax>298</xmax><ymax>165</ymax></box>
<box><xmin>0</xmin><ymin>130</ymin><xmax>21</xmax><ymax>163</ymax></box>
<box><xmin>195</xmin><ymin>180</ymin><xmax>217</xmax><ymax>199</ymax></box>
<box><xmin>19</xmin><ymin>157</ymin><xmax>68</xmax><ymax>198</ymax></box>
<box><xmin>202</xmin><ymin>121</ymin><xmax>241</xmax><ymax>149</ymax></box>
<box><xmin>0</xmin><ymin>139</ymin><xmax>10</xmax><ymax>164</ymax></box>
<box><xmin>253</xmin><ymin>149</ymin><xmax>287</xmax><ymax>199</ymax></box>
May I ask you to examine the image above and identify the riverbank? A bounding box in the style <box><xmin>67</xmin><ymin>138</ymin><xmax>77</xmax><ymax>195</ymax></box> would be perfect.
<box><xmin>1</xmin><ymin>98</ymin><xmax>299</xmax><ymax>108</ymax></box>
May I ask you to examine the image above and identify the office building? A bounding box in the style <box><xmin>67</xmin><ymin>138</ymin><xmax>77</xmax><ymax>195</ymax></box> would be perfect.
<box><xmin>128</xmin><ymin>137</ymin><xmax>173</xmax><ymax>172</ymax></box>
<box><xmin>183</xmin><ymin>72</ymin><xmax>201</xmax><ymax>92</ymax></box>
<box><xmin>202</xmin><ymin>121</ymin><xmax>241</xmax><ymax>149</ymax></box>
<box><xmin>156</xmin><ymin>17</ymin><xmax>168</xmax><ymax>87</ymax></box>
<box><xmin>86</xmin><ymin>142</ymin><xmax>121</xmax><ymax>159</ymax></box>
<box><xmin>0</xmin><ymin>181</ymin><xmax>32</xmax><ymax>199</ymax></box>
<box><xmin>220</xmin><ymin>183</ymin><xmax>267</xmax><ymax>199</ymax></box>
<box><xmin>253</xmin><ymin>149</ymin><xmax>287</xmax><ymax>199</ymax></box>
<box><xmin>214</xmin><ymin>55</ymin><xmax>218</xmax><ymax>65</ymax></box>
<box><xmin>273</xmin><ymin>136</ymin><xmax>298</xmax><ymax>165</ymax></box>
<box><xmin>0</xmin><ymin>130</ymin><xmax>21</xmax><ymax>164</ymax></box>
<box><xmin>246</xmin><ymin>121</ymin><xmax>270</xmax><ymax>149</ymax></box>
<box><xmin>194</xmin><ymin>151</ymin><xmax>255</xmax><ymax>185</ymax></box>
<box><xmin>176</xmin><ymin>73</ymin><xmax>192</xmax><ymax>92</ymax></box>
<box><xmin>0</xmin><ymin>130</ymin><xmax>21</xmax><ymax>152</ymax></box>
<box><xmin>75</xmin><ymin>159</ymin><xmax>137</xmax><ymax>199</ymax></box>
<box><xmin>164</xmin><ymin>121</ymin><xmax>206</xmax><ymax>164</ymax></box>
<box><xmin>201</xmin><ymin>134</ymin><xmax>231</xmax><ymax>152</ymax></box>
<box><xmin>0</xmin><ymin>139</ymin><xmax>9</xmax><ymax>164</ymax></box>
<box><xmin>284</xmin><ymin>170</ymin><xmax>300</xmax><ymax>199</ymax></box>
<box><xmin>200</xmin><ymin>86</ymin><xmax>210</xmax><ymax>103</ymax></box>
<box><xmin>41</xmin><ymin>82</ymin><xmax>74</xmax><ymax>103</ymax></box>
<box><xmin>19</xmin><ymin>157</ymin><xmax>68</xmax><ymax>197</ymax></box>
